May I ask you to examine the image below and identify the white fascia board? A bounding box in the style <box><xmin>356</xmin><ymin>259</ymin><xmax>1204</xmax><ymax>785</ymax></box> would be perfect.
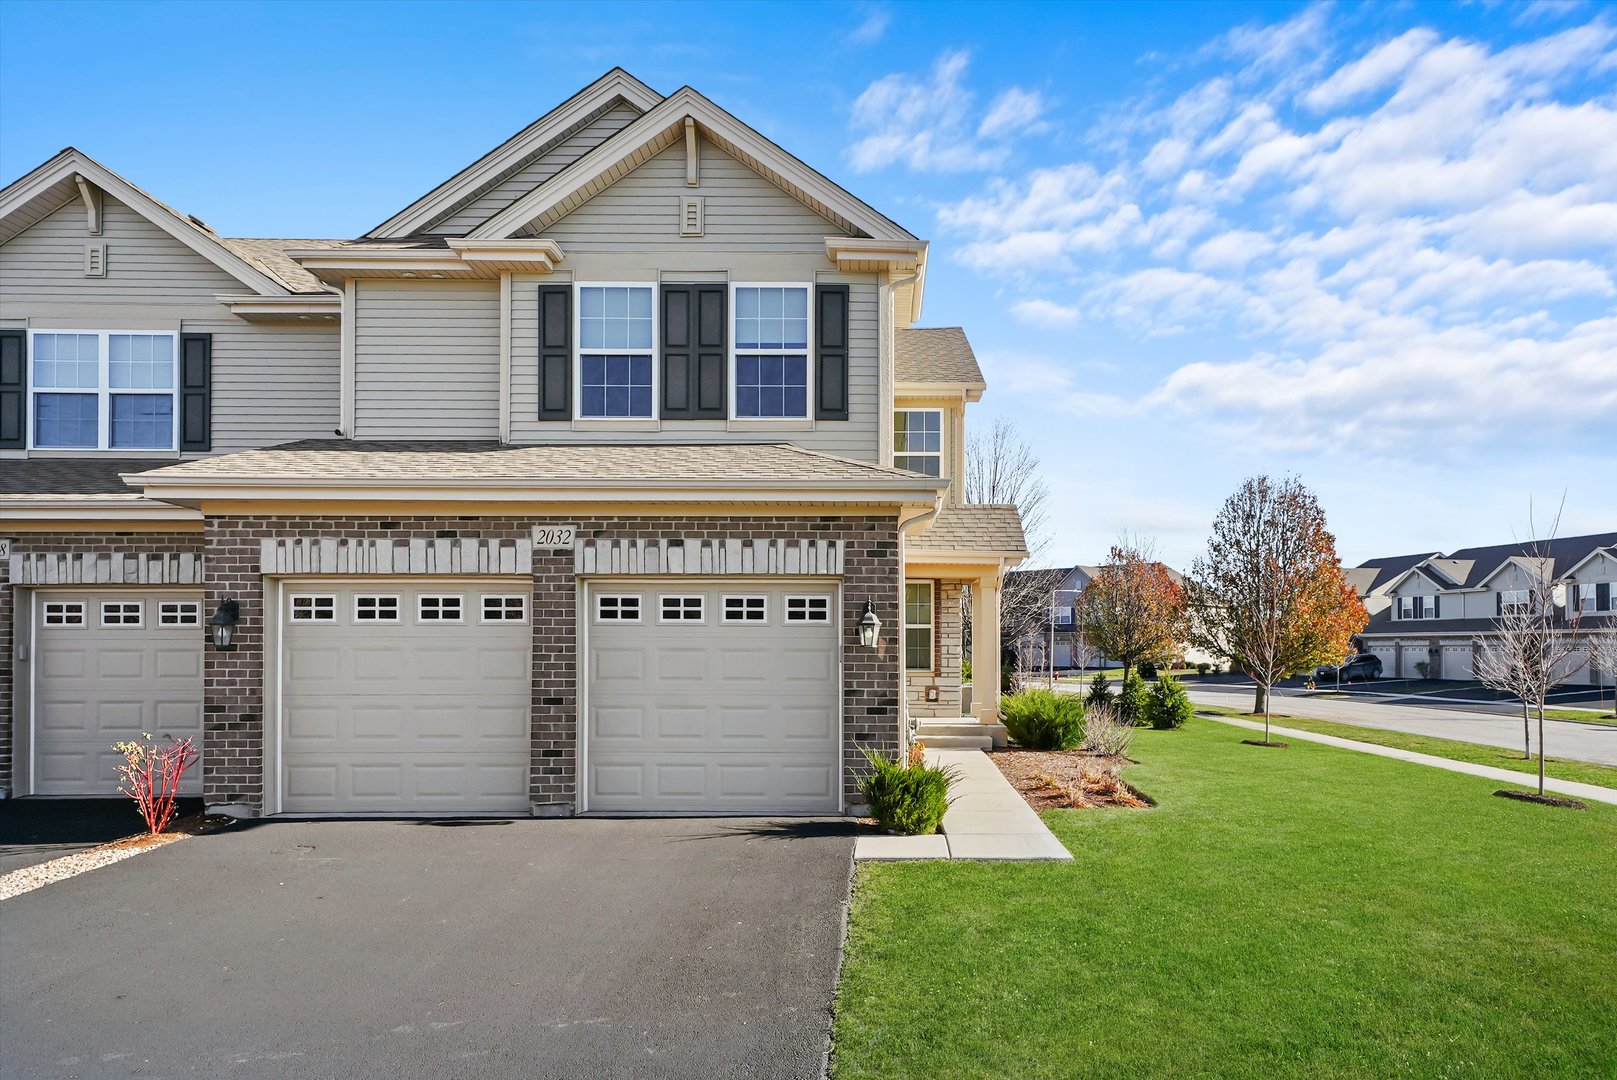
<box><xmin>906</xmin><ymin>548</ymin><xmax>1030</xmax><ymax>567</ymax></box>
<box><xmin>470</xmin><ymin>87</ymin><xmax>917</xmax><ymax>243</ymax></box>
<box><xmin>216</xmin><ymin>294</ymin><xmax>342</xmax><ymax>316</ymax></box>
<box><xmin>445</xmin><ymin>238</ymin><xmax>565</xmax><ymax>269</ymax></box>
<box><xmin>367</xmin><ymin>70</ymin><xmax>663</xmax><ymax>238</ymax></box>
<box><xmin>894</xmin><ymin>381</ymin><xmax>985</xmax><ymax>402</ymax></box>
<box><xmin>824</xmin><ymin>237</ymin><xmax>927</xmax><ymax>265</ymax></box>
<box><xmin>0</xmin><ymin>149</ymin><xmax>288</xmax><ymax>296</ymax></box>
<box><xmin>0</xmin><ymin>497</ymin><xmax>202</xmax><ymax>522</ymax></box>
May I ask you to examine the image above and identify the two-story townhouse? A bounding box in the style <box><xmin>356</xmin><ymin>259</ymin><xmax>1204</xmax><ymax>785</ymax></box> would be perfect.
<box><xmin>0</xmin><ymin>69</ymin><xmax>1026</xmax><ymax>817</ymax></box>
<box><xmin>1357</xmin><ymin>532</ymin><xmax>1617</xmax><ymax>683</ymax></box>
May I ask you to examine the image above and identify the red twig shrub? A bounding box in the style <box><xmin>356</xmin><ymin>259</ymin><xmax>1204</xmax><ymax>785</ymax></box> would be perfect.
<box><xmin>113</xmin><ymin>733</ymin><xmax>199</xmax><ymax>835</ymax></box>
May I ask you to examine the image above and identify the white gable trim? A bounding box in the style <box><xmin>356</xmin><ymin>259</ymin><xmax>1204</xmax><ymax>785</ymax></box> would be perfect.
<box><xmin>469</xmin><ymin>87</ymin><xmax>916</xmax><ymax>243</ymax></box>
<box><xmin>0</xmin><ymin>148</ymin><xmax>288</xmax><ymax>295</ymax></box>
<box><xmin>1560</xmin><ymin>546</ymin><xmax>1617</xmax><ymax>581</ymax></box>
<box><xmin>1474</xmin><ymin>555</ymin><xmax>1554</xmax><ymax>590</ymax></box>
<box><xmin>366</xmin><ymin>69</ymin><xmax>662</xmax><ymax>238</ymax></box>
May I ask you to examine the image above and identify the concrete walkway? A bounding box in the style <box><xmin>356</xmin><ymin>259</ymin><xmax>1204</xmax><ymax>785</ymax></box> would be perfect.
<box><xmin>1187</xmin><ymin>684</ymin><xmax>1617</xmax><ymax>766</ymax></box>
<box><xmin>1201</xmin><ymin>713</ymin><xmax>1617</xmax><ymax>806</ymax></box>
<box><xmin>854</xmin><ymin>749</ymin><xmax>1072</xmax><ymax>861</ymax></box>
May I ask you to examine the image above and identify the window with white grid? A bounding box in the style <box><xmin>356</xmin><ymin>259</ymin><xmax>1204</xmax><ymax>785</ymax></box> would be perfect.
<box><xmin>101</xmin><ymin>600</ymin><xmax>143</xmax><ymax>627</ymax></box>
<box><xmin>481</xmin><ymin>595</ymin><xmax>528</xmax><ymax>622</ymax></box>
<box><xmin>355</xmin><ymin>595</ymin><xmax>400</xmax><ymax>622</ymax></box>
<box><xmin>596</xmin><ymin>594</ymin><xmax>642</xmax><ymax>622</ymax></box>
<box><xmin>43</xmin><ymin>601</ymin><xmax>86</xmax><ymax>626</ymax></box>
<box><xmin>659</xmin><ymin>595</ymin><xmax>705</xmax><ymax>623</ymax></box>
<box><xmin>784</xmin><ymin>595</ymin><xmax>832</xmax><ymax>623</ymax></box>
<box><xmin>417</xmin><ymin>595</ymin><xmax>463</xmax><ymax>623</ymax></box>
<box><xmin>158</xmin><ymin>601</ymin><xmax>201</xmax><ymax>627</ymax></box>
<box><xmin>722</xmin><ymin>595</ymin><xmax>768</xmax><ymax>624</ymax></box>
<box><xmin>290</xmin><ymin>595</ymin><xmax>336</xmax><ymax>622</ymax></box>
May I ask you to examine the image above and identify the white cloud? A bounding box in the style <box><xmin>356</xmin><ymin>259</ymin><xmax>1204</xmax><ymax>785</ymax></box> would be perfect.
<box><xmin>847</xmin><ymin>52</ymin><xmax>1052</xmax><ymax>172</ymax></box>
<box><xmin>934</xmin><ymin>9</ymin><xmax>1617</xmax><ymax>453</ymax></box>
<box><xmin>1010</xmin><ymin>298</ymin><xmax>1081</xmax><ymax>327</ymax></box>
<box><xmin>849</xmin><ymin>7</ymin><xmax>891</xmax><ymax>45</ymax></box>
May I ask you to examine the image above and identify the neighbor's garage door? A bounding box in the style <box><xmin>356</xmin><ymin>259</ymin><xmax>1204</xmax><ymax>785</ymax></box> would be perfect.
<box><xmin>585</xmin><ymin>581</ymin><xmax>840</xmax><ymax>813</ymax></box>
<box><xmin>31</xmin><ymin>590</ymin><xmax>204</xmax><ymax>796</ymax></box>
<box><xmin>1441</xmin><ymin>645</ymin><xmax>1473</xmax><ymax>682</ymax></box>
<box><xmin>279</xmin><ymin>582</ymin><xmax>531</xmax><ymax>814</ymax></box>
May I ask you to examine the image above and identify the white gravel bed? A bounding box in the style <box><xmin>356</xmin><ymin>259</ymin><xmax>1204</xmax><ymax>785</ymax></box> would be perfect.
<box><xmin>0</xmin><ymin>833</ymin><xmax>185</xmax><ymax>901</ymax></box>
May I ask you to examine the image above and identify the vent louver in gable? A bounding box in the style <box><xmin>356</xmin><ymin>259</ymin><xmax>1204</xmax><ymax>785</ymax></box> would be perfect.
<box><xmin>84</xmin><ymin>241</ymin><xmax>106</xmax><ymax>277</ymax></box>
<box><xmin>679</xmin><ymin>195</ymin><xmax>705</xmax><ymax>237</ymax></box>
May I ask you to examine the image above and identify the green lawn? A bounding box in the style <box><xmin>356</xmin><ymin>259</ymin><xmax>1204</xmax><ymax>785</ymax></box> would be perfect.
<box><xmin>833</xmin><ymin>719</ymin><xmax>1617</xmax><ymax>1080</ymax></box>
<box><xmin>1194</xmin><ymin>704</ymin><xmax>1617</xmax><ymax>790</ymax></box>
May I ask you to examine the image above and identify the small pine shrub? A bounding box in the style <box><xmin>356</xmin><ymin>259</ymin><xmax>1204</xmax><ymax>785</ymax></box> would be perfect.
<box><xmin>1000</xmin><ymin>688</ymin><xmax>1086</xmax><ymax>750</ymax></box>
<box><xmin>1146</xmin><ymin>676</ymin><xmax>1193</xmax><ymax>730</ymax></box>
<box><xmin>1085</xmin><ymin>672</ymin><xmax>1114</xmax><ymax>711</ymax></box>
<box><xmin>1138</xmin><ymin>659</ymin><xmax>1157</xmax><ymax>678</ymax></box>
<box><xmin>861</xmin><ymin>748</ymin><xmax>957</xmax><ymax>834</ymax></box>
<box><xmin>1117</xmin><ymin>672</ymin><xmax>1150</xmax><ymax>727</ymax></box>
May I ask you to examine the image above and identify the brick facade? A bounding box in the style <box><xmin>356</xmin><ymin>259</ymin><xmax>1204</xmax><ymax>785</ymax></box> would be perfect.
<box><xmin>202</xmin><ymin>512</ymin><xmax>901</xmax><ymax>815</ymax></box>
<box><xmin>0</xmin><ymin>530</ymin><xmax>205</xmax><ymax>797</ymax></box>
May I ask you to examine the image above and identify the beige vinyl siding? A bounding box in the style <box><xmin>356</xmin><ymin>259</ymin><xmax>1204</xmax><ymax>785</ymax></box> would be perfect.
<box><xmin>507</xmin><ymin>271</ymin><xmax>880</xmax><ymax>461</ymax></box>
<box><xmin>0</xmin><ymin>195</ymin><xmax>342</xmax><ymax>453</ymax></box>
<box><xmin>353</xmin><ymin>279</ymin><xmax>500</xmax><ymax>439</ymax></box>
<box><xmin>431</xmin><ymin>101</ymin><xmax>643</xmax><ymax>236</ymax></box>
<box><xmin>543</xmin><ymin>136</ymin><xmax>848</xmax><ymax>253</ymax></box>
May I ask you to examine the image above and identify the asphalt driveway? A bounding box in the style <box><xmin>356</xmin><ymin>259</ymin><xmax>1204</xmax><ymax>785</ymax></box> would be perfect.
<box><xmin>0</xmin><ymin>797</ymin><xmax>202</xmax><ymax>875</ymax></box>
<box><xmin>0</xmin><ymin>816</ymin><xmax>856</xmax><ymax>1080</ymax></box>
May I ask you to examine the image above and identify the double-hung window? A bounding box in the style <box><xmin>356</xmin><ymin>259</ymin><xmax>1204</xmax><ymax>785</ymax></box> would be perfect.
<box><xmin>577</xmin><ymin>285</ymin><xmax>654</xmax><ymax>419</ymax></box>
<box><xmin>1397</xmin><ymin>596</ymin><xmax>1436</xmax><ymax>620</ymax></box>
<box><xmin>893</xmin><ymin>409</ymin><xmax>943</xmax><ymax>475</ymax></box>
<box><xmin>1500</xmin><ymin>589</ymin><xmax>1530</xmax><ymax>614</ymax></box>
<box><xmin>904</xmin><ymin>582</ymin><xmax>934</xmax><ymax>671</ymax></box>
<box><xmin>733</xmin><ymin>285</ymin><xmax>809</xmax><ymax>419</ymax></box>
<box><xmin>29</xmin><ymin>330</ymin><xmax>178</xmax><ymax>450</ymax></box>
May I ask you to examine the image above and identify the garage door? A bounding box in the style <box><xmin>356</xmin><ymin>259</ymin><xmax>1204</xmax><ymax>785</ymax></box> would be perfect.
<box><xmin>1441</xmin><ymin>645</ymin><xmax>1473</xmax><ymax>682</ymax></box>
<box><xmin>279</xmin><ymin>582</ymin><xmax>531</xmax><ymax>814</ymax></box>
<box><xmin>585</xmin><ymin>581</ymin><xmax>840</xmax><ymax>813</ymax></box>
<box><xmin>30</xmin><ymin>589</ymin><xmax>204</xmax><ymax>796</ymax></box>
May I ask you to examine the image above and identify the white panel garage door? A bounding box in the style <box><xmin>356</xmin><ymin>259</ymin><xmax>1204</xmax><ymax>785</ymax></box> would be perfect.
<box><xmin>586</xmin><ymin>581</ymin><xmax>840</xmax><ymax>814</ymax></box>
<box><xmin>279</xmin><ymin>582</ymin><xmax>531</xmax><ymax>814</ymax></box>
<box><xmin>31</xmin><ymin>589</ymin><xmax>204</xmax><ymax>796</ymax></box>
<box><xmin>1441</xmin><ymin>645</ymin><xmax>1474</xmax><ymax>682</ymax></box>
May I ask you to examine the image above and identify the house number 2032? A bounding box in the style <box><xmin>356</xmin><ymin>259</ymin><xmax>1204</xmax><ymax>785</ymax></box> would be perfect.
<box><xmin>535</xmin><ymin>525</ymin><xmax>577</xmax><ymax>549</ymax></box>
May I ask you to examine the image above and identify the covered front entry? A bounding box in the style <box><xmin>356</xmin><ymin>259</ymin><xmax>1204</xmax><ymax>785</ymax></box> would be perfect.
<box><xmin>27</xmin><ymin>588</ymin><xmax>204</xmax><ymax>795</ymax></box>
<box><xmin>583</xmin><ymin>579</ymin><xmax>841</xmax><ymax>814</ymax></box>
<box><xmin>276</xmin><ymin>580</ymin><xmax>532</xmax><ymax>814</ymax></box>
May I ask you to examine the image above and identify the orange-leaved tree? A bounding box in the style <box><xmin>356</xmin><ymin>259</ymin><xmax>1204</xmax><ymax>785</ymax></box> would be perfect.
<box><xmin>1075</xmin><ymin>537</ymin><xmax>1185</xmax><ymax>680</ymax></box>
<box><xmin>1187</xmin><ymin>475</ymin><xmax>1366</xmax><ymax>742</ymax></box>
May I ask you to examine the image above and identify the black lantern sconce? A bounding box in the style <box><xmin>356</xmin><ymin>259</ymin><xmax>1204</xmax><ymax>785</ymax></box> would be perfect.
<box><xmin>210</xmin><ymin>598</ymin><xmax>240</xmax><ymax>650</ymax></box>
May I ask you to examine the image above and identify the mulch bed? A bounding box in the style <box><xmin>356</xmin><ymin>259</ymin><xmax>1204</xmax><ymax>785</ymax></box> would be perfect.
<box><xmin>988</xmin><ymin>748</ymin><xmax>1152</xmax><ymax>810</ymax></box>
<box><xmin>1494</xmin><ymin>790</ymin><xmax>1587</xmax><ymax>810</ymax></box>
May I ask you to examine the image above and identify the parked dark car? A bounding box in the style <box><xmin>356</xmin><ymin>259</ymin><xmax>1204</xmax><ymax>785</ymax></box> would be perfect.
<box><xmin>1316</xmin><ymin>654</ymin><xmax>1382</xmax><ymax>683</ymax></box>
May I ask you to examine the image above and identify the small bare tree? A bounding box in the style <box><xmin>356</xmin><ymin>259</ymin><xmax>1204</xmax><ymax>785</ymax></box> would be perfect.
<box><xmin>1586</xmin><ymin>629</ymin><xmax>1617</xmax><ymax>718</ymax></box>
<box><xmin>1474</xmin><ymin>636</ymin><xmax>1538</xmax><ymax>760</ymax></box>
<box><xmin>1472</xmin><ymin>520</ymin><xmax>1586</xmax><ymax>797</ymax></box>
<box><xmin>965</xmin><ymin>416</ymin><xmax>1049</xmax><ymax>558</ymax></box>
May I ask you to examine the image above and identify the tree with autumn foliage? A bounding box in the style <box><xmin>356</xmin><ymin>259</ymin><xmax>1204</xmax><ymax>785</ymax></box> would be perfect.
<box><xmin>1075</xmin><ymin>538</ymin><xmax>1186</xmax><ymax>680</ymax></box>
<box><xmin>1187</xmin><ymin>476</ymin><xmax>1366</xmax><ymax>742</ymax></box>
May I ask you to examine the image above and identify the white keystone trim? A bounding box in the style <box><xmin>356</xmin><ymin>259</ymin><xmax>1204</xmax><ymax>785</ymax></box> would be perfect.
<box><xmin>259</xmin><ymin>536</ymin><xmax>533</xmax><ymax>575</ymax></box>
<box><xmin>572</xmin><ymin>535</ymin><xmax>842</xmax><ymax>575</ymax></box>
<box><xmin>9</xmin><ymin>551</ymin><xmax>203</xmax><ymax>585</ymax></box>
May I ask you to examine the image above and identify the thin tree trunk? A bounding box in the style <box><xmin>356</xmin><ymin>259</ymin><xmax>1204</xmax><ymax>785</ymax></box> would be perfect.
<box><xmin>1537</xmin><ymin>701</ymin><xmax>1546</xmax><ymax>796</ymax></box>
<box><xmin>1522</xmin><ymin>701</ymin><xmax>1531</xmax><ymax>760</ymax></box>
<box><xmin>1264</xmin><ymin>687</ymin><xmax>1273</xmax><ymax>744</ymax></box>
<box><xmin>1253</xmin><ymin>679</ymin><xmax>1267</xmax><ymax>716</ymax></box>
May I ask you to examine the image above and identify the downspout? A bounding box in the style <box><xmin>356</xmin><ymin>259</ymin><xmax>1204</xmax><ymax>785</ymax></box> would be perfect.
<box><xmin>896</xmin><ymin>500</ymin><xmax>943</xmax><ymax>749</ymax></box>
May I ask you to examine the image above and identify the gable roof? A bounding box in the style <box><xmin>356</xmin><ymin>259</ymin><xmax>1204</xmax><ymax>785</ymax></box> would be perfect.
<box><xmin>1561</xmin><ymin>544</ymin><xmax>1617</xmax><ymax>580</ymax></box>
<box><xmin>470</xmin><ymin>85</ymin><xmax>916</xmax><ymax>243</ymax></box>
<box><xmin>895</xmin><ymin>328</ymin><xmax>986</xmax><ymax>391</ymax></box>
<box><xmin>908</xmin><ymin>504</ymin><xmax>1027</xmax><ymax>559</ymax></box>
<box><xmin>1379</xmin><ymin>532</ymin><xmax>1617</xmax><ymax>594</ymax></box>
<box><xmin>1349</xmin><ymin>552</ymin><xmax>1441</xmax><ymax>596</ymax></box>
<box><xmin>0</xmin><ymin>148</ymin><xmax>292</xmax><ymax>295</ymax></box>
<box><xmin>367</xmin><ymin>68</ymin><xmax>662</xmax><ymax>238</ymax></box>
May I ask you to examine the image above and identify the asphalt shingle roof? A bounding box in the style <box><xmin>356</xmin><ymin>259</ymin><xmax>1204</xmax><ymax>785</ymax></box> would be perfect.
<box><xmin>219</xmin><ymin>239</ymin><xmax>344</xmax><ymax>294</ymax></box>
<box><xmin>0</xmin><ymin>458</ymin><xmax>170</xmax><ymax>498</ymax></box>
<box><xmin>908</xmin><ymin>503</ymin><xmax>1027</xmax><ymax>556</ymax></box>
<box><xmin>894</xmin><ymin>328</ymin><xmax>985</xmax><ymax>387</ymax></box>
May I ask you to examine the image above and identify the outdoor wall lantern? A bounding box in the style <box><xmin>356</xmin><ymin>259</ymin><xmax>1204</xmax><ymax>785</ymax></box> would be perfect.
<box><xmin>210</xmin><ymin>598</ymin><xmax>240</xmax><ymax>650</ymax></box>
<box><xmin>858</xmin><ymin>600</ymin><xmax>881</xmax><ymax>649</ymax></box>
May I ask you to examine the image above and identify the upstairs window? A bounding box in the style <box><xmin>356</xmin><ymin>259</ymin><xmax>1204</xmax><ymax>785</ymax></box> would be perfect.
<box><xmin>29</xmin><ymin>331</ymin><xmax>177</xmax><ymax>450</ymax></box>
<box><xmin>893</xmin><ymin>410</ymin><xmax>943</xmax><ymax>476</ymax></box>
<box><xmin>578</xmin><ymin>285</ymin><xmax>654</xmax><ymax>418</ymax></box>
<box><xmin>733</xmin><ymin>285</ymin><xmax>809</xmax><ymax>418</ymax></box>
<box><xmin>1397</xmin><ymin>596</ymin><xmax>1436</xmax><ymax>620</ymax></box>
<box><xmin>1500</xmin><ymin>589</ymin><xmax>1531</xmax><ymax>614</ymax></box>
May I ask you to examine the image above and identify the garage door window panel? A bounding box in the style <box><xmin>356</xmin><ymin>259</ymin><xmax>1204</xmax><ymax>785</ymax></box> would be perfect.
<box><xmin>723</xmin><ymin>595</ymin><xmax>768</xmax><ymax>624</ymax></box>
<box><xmin>904</xmin><ymin>582</ymin><xmax>934</xmax><ymax>671</ymax></box>
<box><xmin>290</xmin><ymin>595</ymin><xmax>336</xmax><ymax>622</ymax></box>
<box><xmin>481</xmin><ymin>595</ymin><xmax>527</xmax><ymax>623</ymax></box>
<box><xmin>785</xmin><ymin>596</ymin><xmax>832</xmax><ymax>623</ymax></box>
<box><xmin>596</xmin><ymin>594</ymin><xmax>642</xmax><ymax>623</ymax></box>
<box><xmin>659</xmin><ymin>595</ymin><xmax>705</xmax><ymax>623</ymax></box>
<box><xmin>44</xmin><ymin>601</ymin><xmax>86</xmax><ymax>626</ymax></box>
<box><xmin>355</xmin><ymin>595</ymin><xmax>400</xmax><ymax>622</ymax></box>
<box><xmin>101</xmin><ymin>601</ymin><xmax>143</xmax><ymax>628</ymax></box>
<box><xmin>417</xmin><ymin>595</ymin><xmax>464</xmax><ymax>623</ymax></box>
<box><xmin>158</xmin><ymin>601</ymin><xmax>201</xmax><ymax>627</ymax></box>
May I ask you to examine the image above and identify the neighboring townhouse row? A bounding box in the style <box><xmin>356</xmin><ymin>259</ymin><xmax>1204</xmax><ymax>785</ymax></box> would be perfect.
<box><xmin>0</xmin><ymin>69</ymin><xmax>1026</xmax><ymax>816</ymax></box>
<box><xmin>1352</xmin><ymin>533</ymin><xmax>1617</xmax><ymax>684</ymax></box>
<box><xmin>1001</xmin><ymin>562</ymin><xmax>1212</xmax><ymax>672</ymax></box>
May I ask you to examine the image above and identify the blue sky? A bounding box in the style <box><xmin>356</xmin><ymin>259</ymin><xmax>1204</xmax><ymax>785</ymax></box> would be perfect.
<box><xmin>3</xmin><ymin>0</ymin><xmax>1613</xmax><ymax>568</ymax></box>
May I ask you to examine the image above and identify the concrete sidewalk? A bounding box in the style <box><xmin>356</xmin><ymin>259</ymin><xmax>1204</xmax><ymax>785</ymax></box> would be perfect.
<box><xmin>854</xmin><ymin>749</ymin><xmax>1072</xmax><ymax>862</ymax></box>
<box><xmin>1201</xmin><ymin>713</ymin><xmax>1617</xmax><ymax>806</ymax></box>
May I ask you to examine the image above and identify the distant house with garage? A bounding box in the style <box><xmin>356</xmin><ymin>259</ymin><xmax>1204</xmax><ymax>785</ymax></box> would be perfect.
<box><xmin>1354</xmin><ymin>533</ymin><xmax>1617</xmax><ymax>684</ymax></box>
<box><xmin>0</xmin><ymin>69</ymin><xmax>1027</xmax><ymax>817</ymax></box>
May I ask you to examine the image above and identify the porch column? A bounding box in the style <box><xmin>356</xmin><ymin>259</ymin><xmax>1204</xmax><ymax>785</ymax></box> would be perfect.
<box><xmin>972</xmin><ymin>575</ymin><xmax>1000</xmax><ymax>724</ymax></box>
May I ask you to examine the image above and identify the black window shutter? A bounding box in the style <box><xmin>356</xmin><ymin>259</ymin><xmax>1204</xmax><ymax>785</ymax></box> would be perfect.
<box><xmin>815</xmin><ymin>283</ymin><xmax>849</xmax><ymax>421</ymax></box>
<box><xmin>1497</xmin><ymin>592</ymin><xmax>1503</xmax><ymax>616</ymax></box>
<box><xmin>537</xmin><ymin>285</ymin><xmax>571</xmax><ymax>420</ymax></box>
<box><xmin>179</xmin><ymin>333</ymin><xmax>212</xmax><ymax>451</ymax></box>
<box><xmin>1598</xmin><ymin>582</ymin><xmax>1610</xmax><ymax>612</ymax></box>
<box><xmin>1432</xmin><ymin>594</ymin><xmax>1440</xmax><ymax>619</ymax></box>
<box><xmin>662</xmin><ymin>284</ymin><xmax>726</xmax><ymax>419</ymax></box>
<box><xmin>0</xmin><ymin>328</ymin><xmax>24</xmax><ymax>449</ymax></box>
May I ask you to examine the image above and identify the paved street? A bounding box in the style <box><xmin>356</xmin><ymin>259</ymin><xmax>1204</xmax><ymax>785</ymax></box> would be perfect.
<box><xmin>1185</xmin><ymin>683</ymin><xmax>1617</xmax><ymax>766</ymax></box>
<box><xmin>0</xmin><ymin>816</ymin><xmax>855</xmax><ymax>1080</ymax></box>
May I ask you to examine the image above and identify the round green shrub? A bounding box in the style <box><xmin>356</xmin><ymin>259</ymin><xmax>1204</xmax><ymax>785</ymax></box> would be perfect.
<box><xmin>1117</xmin><ymin>671</ymin><xmax>1150</xmax><ymax>727</ymax></box>
<box><xmin>1000</xmin><ymin>688</ymin><xmax>1086</xmax><ymax>750</ymax></box>
<box><xmin>861</xmin><ymin>749</ymin><xmax>957</xmax><ymax>834</ymax></box>
<box><xmin>1147</xmin><ymin>675</ymin><xmax>1193</xmax><ymax>730</ymax></box>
